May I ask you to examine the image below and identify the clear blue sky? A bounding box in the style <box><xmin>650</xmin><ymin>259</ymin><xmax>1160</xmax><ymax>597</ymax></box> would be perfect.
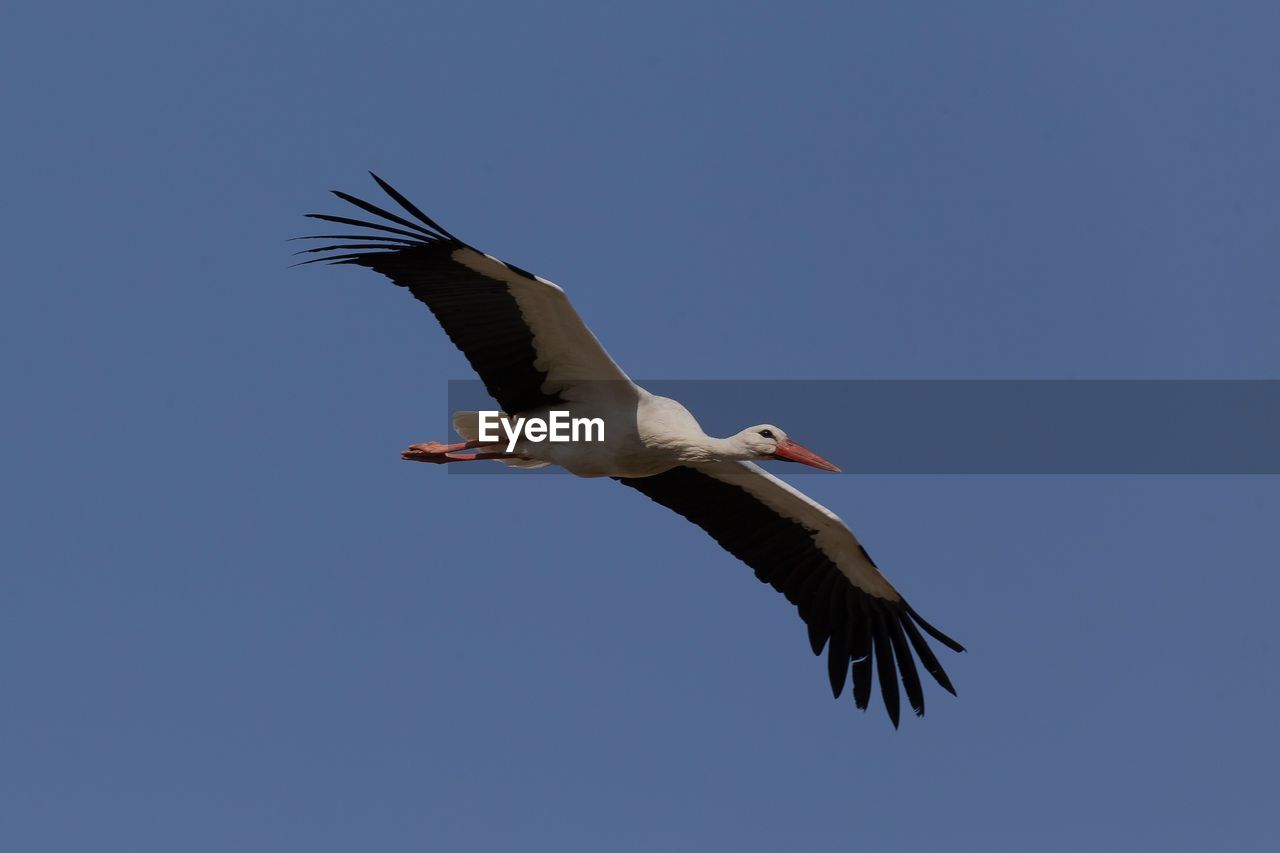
<box><xmin>3</xmin><ymin>2</ymin><xmax>1277</xmax><ymax>851</ymax></box>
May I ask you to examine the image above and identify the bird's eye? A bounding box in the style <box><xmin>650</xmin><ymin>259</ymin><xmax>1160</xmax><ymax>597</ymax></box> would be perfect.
<box><xmin>758</xmin><ymin>429</ymin><xmax>774</xmax><ymax>439</ymax></box>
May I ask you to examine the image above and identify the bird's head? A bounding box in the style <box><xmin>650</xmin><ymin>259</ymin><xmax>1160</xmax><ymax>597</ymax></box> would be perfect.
<box><xmin>734</xmin><ymin>425</ymin><xmax>842</xmax><ymax>472</ymax></box>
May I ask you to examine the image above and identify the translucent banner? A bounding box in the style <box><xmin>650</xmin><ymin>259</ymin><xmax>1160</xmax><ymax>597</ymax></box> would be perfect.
<box><xmin>439</xmin><ymin>380</ymin><xmax>1280</xmax><ymax>474</ymax></box>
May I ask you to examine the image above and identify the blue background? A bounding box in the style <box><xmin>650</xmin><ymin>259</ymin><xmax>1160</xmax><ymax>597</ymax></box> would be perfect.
<box><xmin>3</xmin><ymin>2</ymin><xmax>1277</xmax><ymax>850</ymax></box>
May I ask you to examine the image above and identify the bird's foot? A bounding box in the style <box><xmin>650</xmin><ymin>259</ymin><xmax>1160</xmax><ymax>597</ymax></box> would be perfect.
<box><xmin>401</xmin><ymin>441</ymin><xmax>467</xmax><ymax>463</ymax></box>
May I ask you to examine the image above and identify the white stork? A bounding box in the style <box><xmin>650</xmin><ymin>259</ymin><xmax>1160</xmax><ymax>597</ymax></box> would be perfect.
<box><xmin>298</xmin><ymin>174</ymin><xmax>964</xmax><ymax>726</ymax></box>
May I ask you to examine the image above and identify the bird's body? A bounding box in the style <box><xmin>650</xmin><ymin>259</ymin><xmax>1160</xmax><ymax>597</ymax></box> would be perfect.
<box><xmin>299</xmin><ymin>175</ymin><xmax>965</xmax><ymax>726</ymax></box>
<box><xmin>476</xmin><ymin>392</ymin><xmax>775</xmax><ymax>478</ymax></box>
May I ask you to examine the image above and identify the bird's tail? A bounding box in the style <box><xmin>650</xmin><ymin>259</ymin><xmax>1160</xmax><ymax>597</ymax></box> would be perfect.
<box><xmin>451</xmin><ymin>411</ymin><xmax>550</xmax><ymax>469</ymax></box>
<box><xmin>451</xmin><ymin>410</ymin><xmax>487</xmax><ymax>442</ymax></box>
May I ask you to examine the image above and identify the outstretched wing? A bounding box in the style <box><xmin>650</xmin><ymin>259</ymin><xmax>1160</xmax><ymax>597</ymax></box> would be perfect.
<box><xmin>617</xmin><ymin>461</ymin><xmax>964</xmax><ymax>727</ymax></box>
<box><xmin>298</xmin><ymin>173</ymin><xmax>637</xmax><ymax>414</ymax></box>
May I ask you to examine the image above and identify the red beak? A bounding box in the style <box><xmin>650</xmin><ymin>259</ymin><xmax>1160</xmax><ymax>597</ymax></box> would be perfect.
<box><xmin>772</xmin><ymin>439</ymin><xmax>842</xmax><ymax>473</ymax></box>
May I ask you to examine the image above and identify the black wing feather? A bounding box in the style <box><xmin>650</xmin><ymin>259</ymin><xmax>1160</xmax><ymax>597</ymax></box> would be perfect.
<box><xmin>330</xmin><ymin>190</ymin><xmax>439</xmax><ymax>238</ymax></box>
<box><xmin>905</xmin><ymin>603</ymin><xmax>966</xmax><ymax>653</ymax></box>
<box><xmin>294</xmin><ymin>243</ymin><xmax>412</xmax><ymax>255</ymax></box>
<box><xmin>806</xmin><ymin>572</ymin><xmax>839</xmax><ymax>656</ymax></box>
<box><xmin>616</xmin><ymin>465</ymin><xmax>962</xmax><ymax>724</ymax></box>
<box><xmin>825</xmin><ymin>586</ymin><xmax>852</xmax><ymax>698</ymax></box>
<box><xmin>304</xmin><ymin>213</ymin><xmax>430</xmax><ymax>241</ymax></box>
<box><xmin>850</xmin><ymin>614</ymin><xmax>874</xmax><ymax>711</ymax></box>
<box><xmin>290</xmin><ymin>234</ymin><xmax>421</xmax><ymax>245</ymax></box>
<box><xmin>887</xmin><ymin>611</ymin><xmax>926</xmax><ymax>717</ymax></box>
<box><xmin>870</xmin><ymin>611</ymin><xmax>901</xmax><ymax>728</ymax></box>
<box><xmin>369</xmin><ymin>171</ymin><xmax>460</xmax><ymax>240</ymax></box>
<box><xmin>298</xmin><ymin>176</ymin><xmax>563</xmax><ymax>415</ymax></box>
<box><xmin>900</xmin><ymin>615</ymin><xmax>957</xmax><ymax>695</ymax></box>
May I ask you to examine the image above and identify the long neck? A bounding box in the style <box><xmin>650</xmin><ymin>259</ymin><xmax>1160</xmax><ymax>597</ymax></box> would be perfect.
<box><xmin>674</xmin><ymin>434</ymin><xmax>749</xmax><ymax>464</ymax></box>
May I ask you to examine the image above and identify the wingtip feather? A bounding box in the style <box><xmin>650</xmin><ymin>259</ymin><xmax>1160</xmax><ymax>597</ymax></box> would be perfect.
<box><xmin>367</xmin><ymin>172</ymin><xmax>461</xmax><ymax>242</ymax></box>
<box><xmin>905</xmin><ymin>603</ymin><xmax>966</xmax><ymax>654</ymax></box>
<box><xmin>871</xmin><ymin>613</ymin><xmax>901</xmax><ymax>728</ymax></box>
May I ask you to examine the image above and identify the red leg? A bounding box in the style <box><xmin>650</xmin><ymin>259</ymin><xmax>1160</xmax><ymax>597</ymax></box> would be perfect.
<box><xmin>443</xmin><ymin>451</ymin><xmax>524</xmax><ymax>462</ymax></box>
<box><xmin>401</xmin><ymin>440</ymin><xmax>528</xmax><ymax>464</ymax></box>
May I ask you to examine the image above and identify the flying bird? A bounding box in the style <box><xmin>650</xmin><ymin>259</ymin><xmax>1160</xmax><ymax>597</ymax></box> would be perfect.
<box><xmin>297</xmin><ymin>174</ymin><xmax>964</xmax><ymax>726</ymax></box>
